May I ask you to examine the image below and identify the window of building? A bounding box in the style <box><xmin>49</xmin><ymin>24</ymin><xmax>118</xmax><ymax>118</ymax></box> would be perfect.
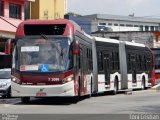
<box><xmin>110</xmin><ymin>37</ymin><xmax>119</xmax><ymax>40</ymax></box>
<box><xmin>145</xmin><ymin>26</ymin><xmax>149</xmax><ymax>31</ymax></box>
<box><xmin>114</xmin><ymin>23</ymin><xmax>118</xmax><ymax>26</ymax></box>
<box><xmin>120</xmin><ymin>24</ymin><xmax>125</xmax><ymax>26</ymax></box>
<box><xmin>134</xmin><ymin>25</ymin><xmax>138</xmax><ymax>27</ymax></box>
<box><xmin>24</xmin><ymin>2</ymin><xmax>30</xmax><ymax>20</ymax></box>
<box><xmin>0</xmin><ymin>1</ymin><xmax>4</xmax><ymax>16</ymax></box>
<box><xmin>140</xmin><ymin>26</ymin><xmax>143</xmax><ymax>31</ymax></box>
<box><xmin>108</xmin><ymin>23</ymin><xmax>112</xmax><ymax>26</ymax></box>
<box><xmin>155</xmin><ymin>26</ymin><xmax>159</xmax><ymax>31</ymax></box>
<box><xmin>99</xmin><ymin>23</ymin><xmax>106</xmax><ymax>26</ymax></box>
<box><xmin>9</xmin><ymin>3</ymin><xmax>21</xmax><ymax>19</ymax></box>
<box><xmin>126</xmin><ymin>24</ymin><xmax>133</xmax><ymax>27</ymax></box>
<box><xmin>150</xmin><ymin>26</ymin><xmax>155</xmax><ymax>31</ymax></box>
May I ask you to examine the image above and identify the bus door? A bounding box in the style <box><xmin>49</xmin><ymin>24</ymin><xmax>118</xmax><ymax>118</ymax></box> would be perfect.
<box><xmin>79</xmin><ymin>48</ymin><xmax>84</xmax><ymax>94</ymax></box>
<box><xmin>131</xmin><ymin>54</ymin><xmax>136</xmax><ymax>84</ymax></box>
<box><xmin>103</xmin><ymin>52</ymin><xmax>110</xmax><ymax>85</ymax></box>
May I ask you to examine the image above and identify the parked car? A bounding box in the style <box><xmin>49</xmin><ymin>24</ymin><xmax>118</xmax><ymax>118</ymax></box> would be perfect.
<box><xmin>0</xmin><ymin>68</ymin><xmax>11</xmax><ymax>98</ymax></box>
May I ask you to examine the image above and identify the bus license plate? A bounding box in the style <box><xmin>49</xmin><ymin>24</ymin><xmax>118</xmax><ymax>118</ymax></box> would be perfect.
<box><xmin>36</xmin><ymin>92</ymin><xmax>47</xmax><ymax>96</ymax></box>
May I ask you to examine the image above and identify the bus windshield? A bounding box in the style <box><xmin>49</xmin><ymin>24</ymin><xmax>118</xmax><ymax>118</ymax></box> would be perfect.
<box><xmin>15</xmin><ymin>37</ymin><xmax>73</xmax><ymax>73</ymax></box>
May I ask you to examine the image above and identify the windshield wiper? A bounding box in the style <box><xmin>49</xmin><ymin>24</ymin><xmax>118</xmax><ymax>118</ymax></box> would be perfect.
<box><xmin>41</xmin><ymin>34</ymin><xmax>48</xmax><ymax>40</ymax></box>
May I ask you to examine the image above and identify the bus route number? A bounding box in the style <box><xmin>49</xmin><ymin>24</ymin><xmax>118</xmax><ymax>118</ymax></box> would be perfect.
<box><xmin>48</xmin><ymin>78</ymin><xmax>60</xmax><ymax>82</ymax></box>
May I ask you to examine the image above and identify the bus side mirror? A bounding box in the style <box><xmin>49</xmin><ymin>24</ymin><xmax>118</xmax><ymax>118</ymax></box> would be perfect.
<box><xmin>72</xmin><ymin>40</ymin><xmax>80</xmax><ymax>55</ymax></box>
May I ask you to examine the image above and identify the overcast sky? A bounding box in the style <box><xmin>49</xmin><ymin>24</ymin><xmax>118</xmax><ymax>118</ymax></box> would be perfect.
<box><xmin>67</xmin><ymin>0</ymin><xmax>160</xmax><ymax>18</ymax></box>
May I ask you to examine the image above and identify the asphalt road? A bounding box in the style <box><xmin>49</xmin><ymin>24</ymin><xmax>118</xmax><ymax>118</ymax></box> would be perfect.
<box><xmin>0</xmin><ymin>90</ymin><xmax>160</xmax><ymax>120</ymax></box>
<box><xmin>0</xmin><ymin>89</ymin><xmax>160</xmax><ymax>114</ymax></box>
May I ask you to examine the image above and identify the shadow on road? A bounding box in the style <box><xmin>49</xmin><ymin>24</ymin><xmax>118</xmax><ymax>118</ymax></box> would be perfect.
<box><xmin>15</xmin><ymin>96</ymin><xmax>88</xmax><ymax>106</ymax></box>
<box><xmin>91</xmin><ymin>91</ymin><xmax>125</xmax><ymax>97</ymax></box>
<box><xmin>14</xmin><ymin>91</ymin><xmax>125</xmax><ymax>105</ymax></box>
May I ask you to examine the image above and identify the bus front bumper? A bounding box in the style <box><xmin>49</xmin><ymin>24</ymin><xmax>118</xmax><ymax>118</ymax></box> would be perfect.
<box><xmin>11</xmin><ymin>81</ymin><xmax>75</xmax><ymax>97</ymax></box>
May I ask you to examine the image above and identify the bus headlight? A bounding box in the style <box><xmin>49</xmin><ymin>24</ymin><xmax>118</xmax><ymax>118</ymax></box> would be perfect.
<box><xmin>62</xmin><ymin>75</ymin><xmax>73</xmax><ymax>84</ymax></box>
<box><xmin>11</xmin><ymin>76</ymin><xmax>21</xmax><ymax>84</ymax></box>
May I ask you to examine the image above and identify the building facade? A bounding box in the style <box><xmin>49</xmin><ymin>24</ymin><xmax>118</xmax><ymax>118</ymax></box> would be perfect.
<box><xmin>84</xmin><ymin>14</ymin><xmax>160</xmax><ymax>33</ymax></box>
<box><xmin>0</xmin><ymin>0</ymin><xmax>34</xmax><ymax>52</ymax></box>
<box><xmin>92</xmin><ymin>31</ymin><xmax>154</xmax><ymax>48</ymax></box>
<box><xmin>30</xmin><ymin>0</ymin><xmax>65</xmax><ymax>20</ymax></box>
<box><xmin>88</xmin><ymin>14</ymin><xmax>160</xmax><ymax>48</ymax></box>
<box><xmin>64</xmin><ymin>15</ymin><xmax>92</xmax><ymax>34</ymax></box>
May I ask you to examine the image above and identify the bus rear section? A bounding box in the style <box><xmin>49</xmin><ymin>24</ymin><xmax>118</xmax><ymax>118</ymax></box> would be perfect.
<box><xmin>11</xmin><ymin>19</ymin><xmax>93</xmax><ymax>103</ymax></box>
<box><xmin>125</xmin><ymin>42</ymin><xmax>153</xmax><ymax>89</ymax></box>
<box><xmin>92</xmin><ymin>37</ymin><xmax>153</xmax><ymax>94</ymax></box>
<box><xmin>151</xmin><ymin>48</ymin><xmax>160</xmax><ymax>85</ymax></box>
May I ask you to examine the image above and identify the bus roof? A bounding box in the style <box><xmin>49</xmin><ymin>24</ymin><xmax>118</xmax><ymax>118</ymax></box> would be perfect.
<box><xmin>125</xmin><ymin>41</ymin><xmax>145</xmax><ymax>47</ymax></box>
<box><xmin>94</xmin><ymin>37</ymin><xmax>145</xmax><ymax>47</ymax></box>
<box><xmin>94</xmin><ymin>37</ymin><xmax>119</xmax><ymax>44</ymax></box>
<box><xmin>16</xmin><ymin>19</ymin><xmax>84</xmax><ymax>37</ymax></box>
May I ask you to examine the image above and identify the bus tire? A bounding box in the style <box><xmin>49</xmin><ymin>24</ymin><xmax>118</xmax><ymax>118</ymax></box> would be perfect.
<box><xmin>141</xmin><ymin>77</ymin><xmax>146</xmax><ymax>90</ymax></box>
<box><xmin>7</xmin><ymin>87</ymin><xmax>11</xmax><ymax>98</ymax></box>
<box><xmin>113</xmin><ymin>79</ymin><xmax>118</xmax><ymax>95</ymax></box>
<box><xmin>2</xmin><ymin>95</ymin><xmax>6</xmax><ymax>98</ymax></box>
<box><xmin>21</xmin><ymin>97</ymin><xmax>30</xmax><ymax>103</ymax></box>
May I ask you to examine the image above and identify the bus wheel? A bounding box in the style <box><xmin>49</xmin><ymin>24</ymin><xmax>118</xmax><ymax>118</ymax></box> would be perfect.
<box><xmin>2</xmin><ymin>95</ymin><xmax>6</xmax><ymax>98</ymax></box>
<box><xmin>7</xmin><ymin>87</ymin><xmax>11</xmax><ymax>98</ymax></box>
<box><xmin>21</xmin><ymin>97</ymin><xmax>30</xmax><ymax>103</ymax></box>
<box><xmin>113</xmin><ymin>79</ymin><xmax>118</xmax><ymax>95</ymax></box>
<box><xmin>141</xmin><ymin>78</ymin><xmax>145</xmax><ymax>90</ymax></box>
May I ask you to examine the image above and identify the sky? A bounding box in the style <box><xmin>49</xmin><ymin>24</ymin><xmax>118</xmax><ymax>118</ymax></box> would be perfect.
<box><xmin>67</xmin><ymin>0</ymin><xmax>160</xmax><ymax>18</ymax></box>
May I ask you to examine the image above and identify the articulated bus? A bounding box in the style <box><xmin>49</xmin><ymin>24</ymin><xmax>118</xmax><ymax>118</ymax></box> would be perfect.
<box><xmin>151</xmin><ymin>48</ymin><xmax>160</xmax><ymax>85</ymax></box>
<box><xmin>11</xmin><ymin>19</ymin><xmax>93</xmax><ymax>103</ymax></box>
<box><xmin>92</xmin><ymin>37</ymin><xmax>154</xmax><ymax>94</ymax></box>
<box><xmin>11</xmin><ymin>19</ymin><xmax>154</xmax><ymax>103</ymax></box>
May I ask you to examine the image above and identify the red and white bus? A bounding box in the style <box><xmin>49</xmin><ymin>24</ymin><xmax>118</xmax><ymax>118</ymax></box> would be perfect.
<box><xmin>11</xmin><ymin>19</ymin><xmax>154</xmax><ymax>103</ymax></box>
<box><xmin>11</xmin><ymin>19</ymin><xmax>93</xmax><ymax>103</ymax></box>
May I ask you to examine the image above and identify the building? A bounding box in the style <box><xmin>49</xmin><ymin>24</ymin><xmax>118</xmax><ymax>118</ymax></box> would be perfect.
<box><xmin>92</xmin><ymin>31</ymin><xmax>154</xmax><ymax>48</ymax></box>
<box><xmin>84</xmin><ymin>14</ymin><xmax>160</xmax><ymax>33</ymax></box>
<box><xmin>64</xmin><ymin>15</ymin><xmax>92</xmax><ymax>34</ymax></box>
<box><xmin>71</xmin><ymin>14</ymin><xmax>160</xmax><ymax>48</ymax></box>
<box><xmin>30</xmin><ymin>0</ymin><xmax>65</xmax><ymax>20</ymax></box>
<box><xmin>0</xmin><ymin>0</ymin><xmax>34</xmax><ymax>52</ymax></box>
